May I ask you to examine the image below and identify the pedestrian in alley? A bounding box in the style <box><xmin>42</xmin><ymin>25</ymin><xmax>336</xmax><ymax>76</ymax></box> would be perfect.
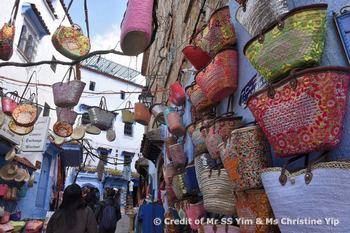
<box><xmin>46</xmin><ymin>183</ymin><xmax>97</xmax><ymax>233</ymax></box>
<box><xmin>85</xmin><ymin>187</ymin><xmax>97</xmax><ymax>211</ymax></box>
<box><xmin>95</xmin><ymin>189</ymin><xmax>122</xmax><ymax>233</ymax></box>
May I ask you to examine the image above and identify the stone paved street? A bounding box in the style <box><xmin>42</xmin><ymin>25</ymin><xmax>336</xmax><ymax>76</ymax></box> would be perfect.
<box><xmin>116</xmin><ymin>210</ymin><xmax>131</xmax><ymax>233</ymax></box>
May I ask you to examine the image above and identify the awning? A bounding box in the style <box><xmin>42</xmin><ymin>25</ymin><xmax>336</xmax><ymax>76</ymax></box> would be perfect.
<box><xmin>61</xmin><ymin>144</ymin><xmax>83</xmax><ymax>167</ymax></box>
<box><xmin>140</xmin><ymin>128</ymin><xmax>163</xmax><ymax>165</ymax></box>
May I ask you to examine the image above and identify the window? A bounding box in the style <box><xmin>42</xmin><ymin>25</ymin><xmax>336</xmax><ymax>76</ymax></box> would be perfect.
<box><xmin>120</xmin><ymin>91</ymin><xmax>125</xmax><ymax>100</ymax></box>
<box><xmin>89</xmin><ymin>81</ymin><xmax>96</xmax><ymax>91</ymax></box>
<box><xmin>50</xmin><ymin>56</ymin><xmax>57</xmax><ymax>72</ymax></box>
<box><xmin>124</xmin><ymin>123</ymin><xmax>133</xmax><ymax>136</ymax></box>
<box><xmin>17</xmin><ymin>19</ymin><xmax>39</xmax><ymax>62</ymax></box>
<box><xmin>82</xmin><ymin>112</ymin><xmax>90</xmax><ymax>125</ymax></box>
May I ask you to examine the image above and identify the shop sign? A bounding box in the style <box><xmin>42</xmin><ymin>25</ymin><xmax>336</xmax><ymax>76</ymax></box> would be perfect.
<box><xmin>0</xmin><ymin>115</ymin><xmax>22</xmax><ymax>145</ymax></box>
<box><xmin>21</xmin><ymin>116</ymin><xmax>50</xmax><ymax>152</ymax></box>
<box><xmin>239</xmin><ymin>73</ymin><xmax>267</xmax><ymax>109</ymax></box>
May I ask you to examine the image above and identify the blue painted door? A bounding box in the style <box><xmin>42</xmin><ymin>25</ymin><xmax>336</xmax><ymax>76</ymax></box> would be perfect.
<box><xmin>36</xmin><ymin>155</ymin><xmax>51</xmax><ymax>208</ymax></box>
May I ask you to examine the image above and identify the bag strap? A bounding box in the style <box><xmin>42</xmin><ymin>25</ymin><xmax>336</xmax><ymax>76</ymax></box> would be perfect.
<box><xmin>304</xmin><ymin>151</ymin><xmax>330</xmax><ymax>184</ymax></box>
<box><xmin>226</xmin><ymin>94</ymin><xmax>234</xmax><ymax>113</ymax></box>
<box><xmin>279</xmin><ymin>153</ymin><xmax>309</xmax><ymax>186</ymax></box>
<box><xmin>84</xmin><ymin>0</ymin><xmax>90</xmax><ymax>39</ymax></box>
<box><xmin>19</xmin><ymin>71</ymin><xmax>37</xmax><ymax>103</ymax></box>
<box><xmin>59</xmin><ymin>0</ymin><xmax>74</xmax><ymax>26</ymax></box>
<box><xmin>9</xmin><ymin>0</ymin><xmax>20</xmax><ymax>26</ymax></box>
<box><xmin>99</xmin><ymin>96</ymin><xmax>108</xmax><ymax>110</ymax></box>
<box><xmin>61</xmin><ymin>67</ymin><xmax>76</xmax><ymax>84</ymax></box>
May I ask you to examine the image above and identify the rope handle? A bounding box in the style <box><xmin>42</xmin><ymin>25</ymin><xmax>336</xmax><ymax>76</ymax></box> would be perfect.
<box><xmin>9</xmin><ymin>0</ymin><xmax>20</xmax><ymax>26</ymax></box>
<box><xmin>84</xmin><ymin>0</ymin><xmax>90</xmax><ymax>39</ymax></box>
<box><xmin>60</xmin><ymin>67</ymin><xmax>77</xmax><ymax>84</ymax></box>
<box><xmin>19</xmin><ymin>71</ymin><xmax>37</xmax><ymax>103</ymax></box>
<box><xmin>99</xmin><ymin>96</ymin><xmax>108</xmax><ymax>110</ymax></box>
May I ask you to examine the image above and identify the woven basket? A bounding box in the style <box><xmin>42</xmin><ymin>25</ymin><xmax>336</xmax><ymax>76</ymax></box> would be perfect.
<box><xmin>244</xmin><ymin>4</ymin><xmax>328</xmax><ymax>83</ymax></box>
<box><xmin>166</xmin><ymin>185</ymin><xmax>177</xmax><ymax>208</ymax></box>
<box><xmin>247</xmin><ymin>66</ymin><xmax>350</xmax><ymax>157</ymax></box>
<box><xmin>235</xmin><ymin>0</ymin><xmax>289</xmax><ymax>37</ymax></box>
<box><xmin>169</xmin><ymin>82</ymin><xmax>186</xmax><ymax>106</ymax></box>
<box><xmin>186</xmin><ymin>116</ymin><xmax>214</xmax><ymax>156</ymax></box>
<box><xmin>194</xmin><ymin>153</ymin><xmax>217</xmax><ymax>191</ymax></box>
<box><xmin>199</xmin><ymin>225</ymin><xmax>241</xmax><ymax>233</ymax></box>
<box><xmin>199</xmin><ymin>168</ymin><xmax>237</xmax><ymax>216</ymax></box>
<box><xmin>0</xmin><ymin>23</ymin><xmax>15</xmax><ymax>61</ymax></box>
<box><xmin>56</xmin><ymin>107</ymin><xmax>77</xmax><ymax>125</ymax></box>
<box><xmin>134</xmin><ymin>102</ymin><xmax>151</xmax><ymax>126</ymax></box>
<box><xmin>121</xmin><ymin>101</ymin><xmax>134</xmax><ymax>124</ymax></box>
<box><xmin>185</xmin><ymin>201</ymin><xmax>206</xmax><ymax>230</ymax></box>
<box><xmin>88</xmin><ymin>97</ymin><xmax>116</xmax><ymax>130</ymax></box>
<box><xmin>163</xmin><ymin>162</ymin><xmax>177</xmax><ymax>186</ymax></box>
<box><xmin>185</xmin><ymin>81</ymin><xmax>218</xmax><ymax>113</ymax></box>
<box><xmin>167</xmin><ymin>111</ymin><xmax>185</xmax><ymax>137</ymax></box>
<box><xmin>195</xmin><ymin>6</ymin><xmax>236</xmax><ymax>56</ymax></box>
<box><xmin>201</xmin><ymin>113</ymin><xmax>242</xmax><ymax>160</ymax></box>
<box><xmin>221</xmin><ymin>125</ymin><xmax>272</xmax><ymax>191</ymax></box>
<box><xmin>184</xmin><ymin>163</ymin><xmax>200</xmax><ymax>195</ymax></box>
<box><xmin>182</xmin><ymin>46</ymin><xmax>211</xmax><ymax>70</ymax></box>
<box><xmin>196</xmin><ymin>47</ymin><xmax>238</xmax><ymax>102</ymax></box>
<box><xmin>164</xmin><ymin>136</ymin><xmax>177</xmax><ymax>161</ymax></box>
<box><xmin>171</xmin><ymin>171</ymin><xmax>189</xmax><ymax>200</ymax></box>
<box><xmin>168</xmin><ymin>142</ymin><xmax>187</xmax><ymax>169</ymax></box>
<box><xmin>120</xmin><ymin>0</ymin><xmax>154</xmax><ymax>56</ymax></box>
<box><xmin>235</xmin><ymin>189</ymin><xmax>279</xmax><ymax>233</ymax></box>
<box><xmin>150</xmin><ymin>103</ymin><xmax>167</xmax><ymax>124</ymax></box>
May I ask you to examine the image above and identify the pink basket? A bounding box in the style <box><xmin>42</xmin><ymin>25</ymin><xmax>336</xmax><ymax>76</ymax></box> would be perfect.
<box><xmin>168</xmin><ymin>142</ymin><xmax>187</xmax><ymax>169</ymax></box>
<box><xmin>120</xmin><ymin>0</ymin><xmax>154</xmax><ymax>56</ymax></box>
<box><xmin>167</xmin><ymin>111</ymin><xmax>185</xmax><ymax>137</ymax></box>
<box><xmin>185</xmin><ymin>201</ymin><xmax>206</xmax><ymax>230</ymax></box>
<box><xmin>247</xmin><ymin>66</ymin><xmax>350</xmax><ymax>157</ymax></box>
<box><xmin>56</xmin><ymin>107</ymin><xmax>77</xmax><ymax>125</ymax></box>
<box><xmin>196</xmin><ymin>47</ymin><xmax>238</xmax><ymax>102</ymax></box>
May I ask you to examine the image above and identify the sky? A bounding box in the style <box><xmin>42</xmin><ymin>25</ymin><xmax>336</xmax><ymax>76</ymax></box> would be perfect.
<box><xmin>63</xmin><ymin>0</ymin><xmax>144</xmax><ymax>85</ymax></box>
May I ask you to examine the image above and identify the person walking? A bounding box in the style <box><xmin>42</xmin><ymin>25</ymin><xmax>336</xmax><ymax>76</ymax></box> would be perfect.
<box><xmin>46</xmin><ymin>184</ymin><xmax>97</xmax><ymax>233</ymax></box>
<box><xmin>95</xmin><ymin>189</ymin><xmax>122</xmax><ymax>233</ymax></box>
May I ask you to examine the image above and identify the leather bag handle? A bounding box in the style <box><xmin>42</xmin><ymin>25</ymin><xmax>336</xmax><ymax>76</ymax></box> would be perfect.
<box><xmin>279</xmin><ymin>154</ymin><xmax>309</xmax><ymax>186</ymax></box>
<box><xmin>305</xmin><ymin>151</ymin><xmax>330</xmax><ymax>184</ymax></box>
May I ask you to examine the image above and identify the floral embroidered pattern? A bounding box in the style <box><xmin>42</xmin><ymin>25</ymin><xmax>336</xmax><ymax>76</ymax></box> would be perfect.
<box><xmin>0</xmin><ymin>23</ymin><xmax>15</xmax><ymax>61</ymax></box>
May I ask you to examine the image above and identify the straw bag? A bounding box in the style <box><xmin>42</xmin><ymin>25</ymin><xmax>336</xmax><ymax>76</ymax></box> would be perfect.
<box><xmin>194</xmin><ymin>153</ymin><xmax>217</xmax><ymax>191</ymax></box>
<box><xmin>199</xmin><ymin>168</ymin><xmax>237</xmax><ymax>216</ymax></box>
<box><xmin>120</xmin><ymin>0</ymin><xmax>158</xmax><ymax>56</ymax></box>
<box><xmin>164</xmin><ymin>136</ymin><xmax>177</xmax><ymax>161</ymax></box>
<box><xmin>0</xmin><ymin>0</ymin><xmax>19</xmax><ymax>61</ymax></box>
<box><xmin>53</xmin><ymin>121</ymin><xmax>73</xmax><ymax>137</ymax></box>
<box><xmin>201</xmin><ymin>112</ymin><xmax>242</xmax><ymax>160</ymax></box>
<box><xmin>194</xmin><ymin>6</ymin><xmax>236</xmax><ymax>56</ymax></box>
<box><xmin>199</xmin><ymin>224</ymin><xmax>240</xmax><ymax>233</ymax></box>
<box><xmin>244</xmin><ymin>4</ymin><xmax>328</xmax><ymax>83</ymax></box>
<box><xmin>186</xmin><ymin>115</ymin><xmax>215</xmax><ymax>156</ymax></box>
<box><xmin>168</xmin><ymin>142</ymin><xmax>187</xmax><ymax>169</ymax></box>
<box><xmin>247</xmin><ymin>66</ymin><xmax>350</xmax><ymax>157</ymax></box>
<box><xmin>0</xmin><ymin>184</ymin><xmax>8</xmax><ymax>196</ymax></box>
<box><xmin>88</xmin><ymin>97</ymin><xmax>116</xmax><ymax>130</ymax></box>
<box><xmin>9</xmin><ymin>203</ymin><xmax>21</xmax><ymax>221</ymax></box>
<box><xmin>166</xmin><ymin>110</ymin><xmax>185</xmax><ymax>137</ymax></box>
<box><xmin>185</xmin><ymin>81</ymin><xmax>218</xmax><ymax>113</ymax></box>
<box><xmin>261</xmin><ymin>152</ymin><xmax>350</xmax><ymax>232</ymax></box>
<box><xmin>52</xmin><ymin>24</ymin><xmax>91</xmax><ymax>60</ymax></box>
<box><xmin>234</xmin><ymin>189</ymin><xmax>278</xmax><ymax>233</ymax></box>
<box><xmin>56</xmin><ymin>107</ymin><xmax>77</xmax><ymax>125</ymax></box>
<box><xmin>52</xmin><ymin>67</ymin><xmax>86</xmax><ymax>107</ymax></box>
<box><xmin>182</xmin><ymin>46</ymin><xmax>211</xmax><ymax>70</ymax></box>
<box><xmin>165</xmin><ymin>185</ymin><xmax>177</xmax><ymax>208</ymax></box>
<box><xmin>163</xmin><ymin>162</ymin><xmax>177</xmax><ymax>186</ymax></box>
<box><xmin>2</xmin><ymin>91</ymin><xmax>18</xmax><ymax>116</ymax></box>
<box><xmin>122</xmin><ymin>101</ymin><xmax>134</xmax><ymax>124</ymax></box>
<box><xmin>171</xmin><ymin>170</ymin><xmax>189</xmax><ymax>200</ymax></box>
<box><xmin>184</xmin><ymin>200</ymin><xmax>206</xmax><ymax>230</ymax></box>
<box><xmin>12</xmin><ymin>91</ymin><xmax>38</xmax><ymax>127</ymax></box>
<box><xmin>235</xmin><ymin>0</ymin><xmax>289</xmax><ymax>37</ymax></box>
<box><xmin>220</xmin><ymin>124</ymin><xmax>272</xmax><ymax>191</ymax></box>
<box><xmin>196</xmin><ymin>47</ymin><xmax>238</xmax><ymax>102</ymax></box>
<box><xmin>169</xmin><ymin>82</ymin><xmax>186</xmax><ymax>106</ymax></box>
<box><xmin>184</xmin><ymin>163</ymin><xmax>199</xmax><ymax>195</ymax></box>
<box><xmin>134</xmin><ymin>102</ymin><xmax>151</xmax><ymax>126</ymax></box>
<box><xmin>150</xmin><ymin>103</ymin><xmax>167</xmax><ymax>125</ymax></box>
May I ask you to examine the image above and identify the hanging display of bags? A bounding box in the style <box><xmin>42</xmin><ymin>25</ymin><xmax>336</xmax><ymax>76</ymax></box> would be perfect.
<box><xmin>134</xmin><ymin>102</ymin><xmax>151</xmax><ymax>126</ymax></box>
<box><xmin>168</xmin><ymin>142</ymin><xmax>187</xmax><ymax>169</ymax></box>
<box><xmin>88</xmin><ymin>96</ymin><xmax>117</xmax><ymax>130</ymax></box>
<box><xmin>185</xmin><ymin>81</ymin><xmax>218</xmax><ymax>113</ymax></box>
<box><xmin>122</xmin><ymin>101</ymin><xmax>134</xmax><ymax>124</ymax></box>
<box><xmin>244</xmin><ymin>4</ymin><xmax>328</xmax><ymax>83</ymax></box>
<box><xmin>247</xmin><ymin>66</ymin><xmax>350</xmax><ymax>157</ymax></box>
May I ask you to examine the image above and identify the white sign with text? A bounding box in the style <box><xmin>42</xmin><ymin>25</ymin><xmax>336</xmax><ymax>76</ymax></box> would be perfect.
<box><xmin>0</xmin><ymin>115</ymin><xmax>23</xmax><ymax>145</ymax></box>
<box><xmin>21</xmin><ymin>116</ymin><xmax>50</xmax><ymax>152</ymax></box>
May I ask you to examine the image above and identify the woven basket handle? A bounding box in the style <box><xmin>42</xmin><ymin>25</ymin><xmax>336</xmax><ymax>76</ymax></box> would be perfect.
<box><xmin>279</xmin><ymin>153</ymin><xmax>309</xmax><ymax>186</ymax></box>
<box><xmin>99</xmin><ymin>96</ymin><xmax>108</xmax><ymax>110</ymax></box>
<box><xmin>8</xmin><ymin>0</ymin><xmax>20</xmax><ymax>26</ymax></box>
<box><xmin>125</xmin><ymin>101</ymin><xmax>133</xmax><ymax>110</ymax></box>
<box><xmin>305</xmin><ymin>151</ymin><xmax>330</xmax><ymax>184</ymax></box>
<box><xmin>224</xmin><ymin>121</ymin><xmax>257</xmax><ymax>146</ymax></box>
<box><xmin>226</xmin><ymin>94</ymin><xmax>234</xmax><ymax>112</ymax></box>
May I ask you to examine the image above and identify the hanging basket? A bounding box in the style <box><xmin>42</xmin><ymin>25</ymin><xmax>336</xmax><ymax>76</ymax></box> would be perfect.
<box><xmin>182</xmin><ymin>46</ymin><xmax>211</xmax><ymax>70</ymax></box>
<box><xmin>56</xmin><ymin>107</ymin><xmax>77</xmax><ymax>125</ymax></box>
<box><xmin>196</xmin><ymin>47</ymin><xmax>239</xmax><ymax>102</ymax></box>
<box><xmin>243</xmin><ymin>4</ymin><xmax>328</xmax><ymax>83</ymax></box>
<box><xmin>169</xmin><ymin>82</ymin><xmax>186</xmax><ymax>106</ymax></box>
<box><xmin>247</xmin><ymin>66</ymin><xmax>350</xmax><ymax>157</ymax></box>
<box><xmin>185</xmin><ymin>81</ymin><xmax>218</xmax><ymax>113</ymax></box>
<box><xmin>171</xmin><ymin>171</ymin><xmax>189</xmax><ymax>200</ymax></box>
<box><xmin>88</xmin><ymin>97</ymin><xmax>116</xmax><ymax>131</ymax></box>
<box><xmin>150</xmin><ymin>103</ymin><xmax>167</xmax><ymax>125</ymax></box>
<box><xmin>163</xmin><ymin>162</ymin><xmax>177</xmax><ymax>186</ymax></box>
<box><xmin>134</xmin><ymin>102</ymin><xmax>151</xmax><ymax>126</ymax></box>
<box><xmin>184</xmin><ymin>163</ymin><xmax>200</xmax><ymax>195</ymax></box>
<box><xmin>52</xmin><ymin>68</ymin><xmax>86</xmax><ymax>107</ymax></box>
<box><xmin>12</xmin><ymin>93</ymin><xmax>38</xmax><ymax>127</ymax></box>
<box><xmin>164</xmin><ymin>136</ymin><xmax>177</xmax><ymax>161</ymax></box>
<box><xmin>122</xmin><ymin>101</ymin><xmax>134</xmax><ymax>124</ymax></box>
<box><xmin>184</xmin><ymin>201</ymin><xmax>206</xmax><ymax>230</ymax></box>
<box><xmin>168</xmin><ymin>142</ymin><xmax>187</xmax><ymax>169</ymax></box>
<box><xmin>51</xmin><ymin>24</ymin><xmax>91</xmax><ymax>60</ymax></box>
<box><xmin>167</xmin><ymin>111</ymin><xmax>185</xmax><ymax>137</ymax></box>
<box><xmin>194</xmin><ymin>153</ymin><xmax>217</xmax><ymax>192</ymax></box>
<box><xmin>2</xmin><ymin>91</ymin><xmax>18</xmax><ymax>116</ymax></box>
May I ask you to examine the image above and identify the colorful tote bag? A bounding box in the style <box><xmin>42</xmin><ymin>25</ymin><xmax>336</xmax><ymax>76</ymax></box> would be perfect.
<box><xmin>196</xmin><ymin>47</ymin><xmax>239</xmax><ymax>102</ymax></box>
<box><xmin>235</xmin><ymin>0</ymin><xmax>289</xmax><ymax>37</ymax></box>
<box><xmin>195</xmin><ymin>6</ymin><xmax>236</xmax><ymax>56</ymax></box>
<box><xmin>221</xmin><ymin>124</ymin><xmax>272</xmax><ymax>191</ymax></box>
<box><xmin>182</xmin><ymin>46</ymin><xmax>211</xmax><ymax>70</ymax></box>
<box><xmin>244</xmin><ymin>4</ymin><xmax>328</xmax><ymax>83</ymax></box>
<box><xmin>235</xmin><ymin>189</ymin><xmax>279</xmax><ymax>233</ymax></box>
<box><xmin>184</xmin><ymin>201</ymin><xmax>206</xmax><ymax>230</ymax></box>
<box><xmin>186</xmin><ymin>81</ymin><xmax>218</xmax><ymax>113</ymax></box>
<box><xmin>261</xmin><ymin>153</ymin><xmax>350</xmax><ymax>232</ymax></box>
<box><xmin>194</xmin><ymin>153</ymin><xmax>217</xmax><ymax>192</ymax></box>
<box><xmin>247</xmin><ymin>66</ymin><xmax>350</xmax><ymax>157</ymax></box>
<box><xmin>52</xmin><ymin>24</ymin><xmax>91</xmax><ymax>60</ymax></box>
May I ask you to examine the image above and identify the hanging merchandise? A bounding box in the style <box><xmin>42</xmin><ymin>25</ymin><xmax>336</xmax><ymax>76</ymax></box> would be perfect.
<box><xmin>120</xmin><ymin>0</ymin><xmax>158</xmax><ymax>56</ymax></box>
<box><xmin>184</xmin><ymin>200</ymin><xmax>206</xmax><ymax>230</ymax></box>
<box><xmin>8</xmin><ymin>119</ymin><xmax>34</xmax><ymax>135</ymax></box>
<box><xmin>165</xmin><ymin>185</ymin><xmax>177</xmax><ymax>208</ymax></box>
<box><xmin>0</xmin><ymin>0</ymin><xmax>19</xmax><ymax>61</ymax></box>
<box><xmin>186</xmin><ymin>114</ymin><xmax>215</xmax><ymax>156</ymax></box>
<box><xmin>28</xmin><ymin>172</ymin><xmax>35</xmax><ymax>188</ymax></box>
<box><xmin>97</xmin><ymin>160</ymin><xmax>104</xmax><ymax>181</ymax></box>
<box><xmin>53</xmin><ymin>121</ymin><xmax>73</xmax><ymax>138</ymax></box>
<box><xmin>0</xmin><ymin>184</ymin><xmax>8</xmax><ymax>196</ymax></box>
<box><xmin>184</xmin><ymin>162</ymin><xmax>199</xmax><ymax>195</ymax></box>
<box><xmin>261</xmin><ymin>152</ymin><xmax>350</xmax><ymax>232</ymax></box>
<box><xmin>54</xmin><ymin>136</ymin><xmax>65</xmax><ymax>145</ymax></box>
<box><xmin>0</xmin><ymin>164</ymin><xmax>18</xmax><ymax>182</ymax></box>
<box><xmin>169</xmin><ymin>82</ymin><xmax>186</xmax><ymax>106</ymax></box>
<box><xmin>164</xmin><ymin>136</ymin><xmax>177</xmax><ymax>161</ymax></box>
<box><xmin>10</xmin><ymin>187</ymin><xmax>19</xmax><ymax>201</ymax></box>
<box><xmin>56</xmin><ymin>107</ymin><xmax>77</xmax><ymax>125</ymax></box>
<box><xmin>219</xmin><ymin>123</ymin><xmax>272</xmax><ymax>191</ymax></box>
<box><xmin>247</xmin><ymin>66</ymin><xmax>350</xmax><ymax>157</ymax></box>
<box><xmin>201</xmin><ymin>112</ymin><xmax>242</xmax><ymax>160</ymax></box>
<box><xmin>1</xmin><ymin>91</ymin><xmax>18</xmax><ymax>116</ymax></box>
<box><xmin>71</xmin><ymin>117</ymin><xmax>85</xmax><ymax>140</ymax></box>
<box><xmin>163</xmin><ymin>162</ymin><xmax>177</xmax><ymax>186</ymax></box>
<box><xmin>0</xmin><ymin>110</ymin><xmax>5</xmax><ymax>127</ymax></box>
<box><xmin>234</xmin><ymin>189</ymin><xmax>279</xmax><ymax>233</ymax></box>
<box><xmin>0</xmin><ymin>204</ymin><xmax>10</xmax><ymax>224</ymax></box>
<box><xmin>194</xmin><ymin>153</ymin><xmax>217</xmax><ymax>191</ymax></box>
<box><xmin>235</xmin><ymin>0</ymin><xmax>289</xmax><ymax>37</ymax></box>
<box><xmin>196</xmin><ymin>47</ymin><xmax>239</xmax><ymax>102</ymax></box>
<box><xmin>134</xmin><ymin>102</ymin><xmax>151</xmax><ymax>126</ymax></box>
<box><xmin>194</xmin><ymin>6</ymin><xmax>236</xmax><ymax>56</ymax></box>
<box><xmin>9</xmin><ymin>203</ymin><xmax>21</xmax><ymax>221</ymax></box>
<box><xmin>199</xmin><ymin>224</ymin><xmax>241</xmax><ymax>233</ymax></box>
<box><xmin>10</xmin><ymin>221</ymin><xmax>25</xmax><ymax>233</ymax></box>
<box><xmin>167</xmin><ymin>111</ymin><xmax>185</xmax><ymax>137</ymax></box>
<box><xmin>88</xmin><ymin>96</ymin><xmax>117</xmax><ymax>130</ymax></box>
<box><xmin>182</xmin><ymin>46</ymin><xmax>211</xmax><ymax>70</ymax></box>
<box><xmin>14</xmin><ymin>167</ymin><xmax>26</xmax><ymax>182</ymax></box>
<box><xmin>244</xmin><ymin>4</ymin><xmax>328</xmax><ymax>83</ymax></box>
<box><xmin>171</xmin><ymin>170</ymin><xmax>189</xmax><ymax>200</ymax></box>
<box><xmin>168</xmin><ymin>141</ymin><xmax>187</xmax><ymax>169</ymax></box>
<box><xmin>52</xmin><ymin>24</ymin><xmax>90</xmax><ymax>60</ymax></box>
<box><xmin>52</xmin><ymin>67</ymin><xmax>86</xmax><ymax>107</ymax></box>
<box><xmin>3</xmin><ymin>187</ymin><xmax>11</xmax><ymax>201</ymax></box>
<box><xmin>199</xmin><ymin>168</ymin><xmax>237</xmax><ymax>216</ymax></box>
<box><xmin>185</xmin><ymin>81</ymin><xmax>218</xmax><ymax>113</ymax></box>
<box><xmin>5</xmin><ymin>147</ymin><xmax>15</xmax><ymax>162</ymax></box>
<box><xmin>85</xmin><ymin>123</ymin><xmax>101</xmax><ymax>135</ymax></box>
<box><xmin>122</xmin><ymin>101</ymin><xmax>134</xmax><ymax>124</ymax></box>
<box><xmin>150</xmin><ymin>103</ymin><xmax>167</xmax><ymax>125</ymax></box>
<box><xmin>106</xmin><ymin>128</ymin><xmax>116</xmax><ymax>142</ymax></box>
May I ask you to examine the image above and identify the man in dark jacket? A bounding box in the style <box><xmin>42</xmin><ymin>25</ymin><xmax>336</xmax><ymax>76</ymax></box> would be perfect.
<box><xmin>95</xmin><ymin>189</ymin><xmax>122</xmax><ymax>233</ymax></box>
